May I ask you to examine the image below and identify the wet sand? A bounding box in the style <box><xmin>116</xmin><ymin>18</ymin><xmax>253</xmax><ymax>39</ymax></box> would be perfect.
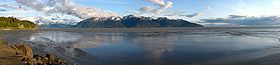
<box><xmin>226</xmin><ymin>53</ymin><xmax>280</xmax><ymax>65</ymax></box>
<box><xmin>0</xmin><ymin>40</ymin><xmax>68</xmax><ymax>65</ymax></box>
<box><xmin>0</xmin><ymin>41</ymin><xmax>23</xmax><ymax>65</ymax></box>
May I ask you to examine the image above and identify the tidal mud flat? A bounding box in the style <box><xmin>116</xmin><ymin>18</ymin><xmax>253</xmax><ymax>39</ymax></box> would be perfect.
<box><xmin>1</xmin><ymin>28</ymin><xmax>280</xmax><ymax>65</ymax></box>
<box><xmin>0</xmin><ymin>40</ymin><xmax>69</xmax><ymax>65</ymax></box>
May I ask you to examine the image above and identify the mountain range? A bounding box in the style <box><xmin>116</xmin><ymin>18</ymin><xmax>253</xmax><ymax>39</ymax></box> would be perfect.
<box><xmin>75</xmin><ymin>15</ymin><xmax>203</xmax><ymax>28</ymax></box>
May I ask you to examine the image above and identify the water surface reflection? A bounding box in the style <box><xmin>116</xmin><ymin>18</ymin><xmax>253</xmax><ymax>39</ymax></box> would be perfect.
<box><xmin>1</xmin><ymin>28</ymin><xmax>280</xmax><ymax>65</ymax></box>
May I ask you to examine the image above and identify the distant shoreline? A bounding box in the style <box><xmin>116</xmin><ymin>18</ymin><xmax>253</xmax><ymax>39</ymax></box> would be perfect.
<box><xmin>30</xmin><ymin>27</ymin><xmax>280</xmax><ymax>33</ymax></box>
<box><xmin>38</xmin><ymin>26</ymin><xmax>280</xmax><ymax>29</ymax></box>
<box><xmin>2</xmin><ymin>27</ymin><xmax>280</xmax><ymax>32</ymax></box>
<box><xmin>1</xmin><ymin>26</ymin><xmax>279</xmax><ymax>30</ymax></box>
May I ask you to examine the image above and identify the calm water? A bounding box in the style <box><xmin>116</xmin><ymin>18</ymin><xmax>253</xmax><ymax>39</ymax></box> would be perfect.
<box><xmin>1</xmin><ymin>27</ymin><xmax>280</xmax><ymax>65</ymax></box>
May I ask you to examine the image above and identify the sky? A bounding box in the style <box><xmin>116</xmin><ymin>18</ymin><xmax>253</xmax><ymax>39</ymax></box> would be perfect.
<box><xmin>71</xmin><ymin>0</ymin><xmax>280</xmax><ymax>18</ymax></box>
<box><xmin>1</xmin><ymin>0</ymin><xmax>280</xmax><ymax>26</ymax></box>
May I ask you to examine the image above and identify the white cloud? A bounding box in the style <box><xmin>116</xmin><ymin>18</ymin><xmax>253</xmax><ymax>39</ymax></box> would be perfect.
<box><xmin>0</xmin><ymin>0</ymin><xmax>122</xmax><ymax>25</ymax></box>
<box><xmin>136</xmin><ymin>0</ymin><xmax>173</xmax><ymax>16</ymax></box>
<box><xmin>147</xmin><ymin>0</ymin><xmax>165</xmax><ymax>6</ymax></box>
<box><xmin>0</xmin><ymin>4</ymin><xmax>29</xmax><ymax>11</ymax></box>
<box><xmin>179</xmin><ymin>12</ymin><xmax>203</xmax><ymax>18</ymax></box>
<box><xmin>139</xmin><ymin>6</ymin><xmax>155</xmax><ymax>12</ymax></box>
<box><xmin>15</xmin><ymin>0</ymin><xmax>119</xmax><ymax>19</ymax></box>
<box><xmin>20</xmin><ymin>16</ymin><xmax>81</xmax><ymax>25</ymax></box>
<box><xmin>165</xmin><ymin>7</ymin><xmax>213</xmax><ymax>20</ymax></box>
<box><xmin>1</xmin><ymin>0</ymin><xmax>119</xmax><ymax>19</ymax></box>
<box><xmin>155</xmin><ymin>1</ymin><xmax>173</xmax><ymax>15</ymax></box>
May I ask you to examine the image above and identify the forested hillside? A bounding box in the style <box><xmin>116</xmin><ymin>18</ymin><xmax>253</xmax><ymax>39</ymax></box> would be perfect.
<box><xmin>0</xmin><ymin>17</ymin><xmax>36</xmax><ymax>29</ymax></box>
